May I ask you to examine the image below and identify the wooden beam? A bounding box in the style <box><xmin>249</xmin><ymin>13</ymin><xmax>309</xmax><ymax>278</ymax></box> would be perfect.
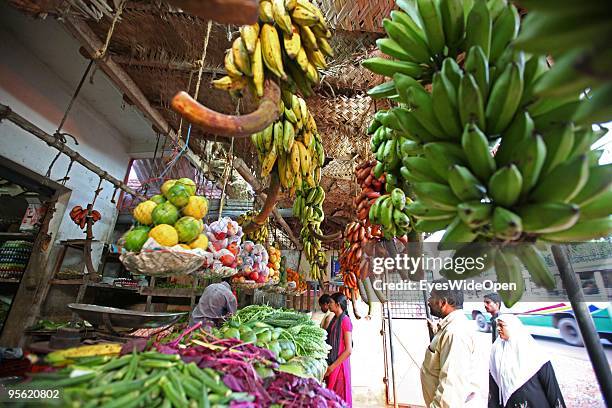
<box><xmin>62</xmin><ymin>18</ymin><xmax>206</xmax><ymax>172</ymax></box>
<box><xmin>0</xmin><ymin>104</ymin><xmax>145</xmax><ymax>200</ymax></box>
<box><xmin>165</xmin><ymin>0</ymin><xmax>258</xmax><ymax>25</ymax></box>
<box><xmin>234</xmin><ymin>158</ymin><xmax>302</xmax><ymax>249</ymax></box>
<box><xmin>112</xmin><ymin>55</ymin><xmax>224</xmax><ymax>75</ymax></box>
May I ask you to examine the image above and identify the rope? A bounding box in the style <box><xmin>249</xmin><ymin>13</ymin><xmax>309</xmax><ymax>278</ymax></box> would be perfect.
<box><xmin>91</xmin><ymin>176</ymin><xmax>104</xmax><ymax>207</ymax></box>
<box><xmin>159</xmin><ymin>20</ymin><xmax>213</xmax><ymax>179</ymax></box>
<box><xmin>216</xmin><ymin>100</ymin><xmax>239</xmax><ymax>221</ymax></box>
<box><xmin>93</xmin><ymin>0</ymin><xmax>127</xmax><ymax>60</ymax></box>
<box><xmin>58</xmin><ymin>159</ymin><xmax>75</xmax><ymax>185</ymax></box>
<box><xmin>57</xmin><ymin>60</ymin><xmax>94</xmax><ymax>134</ymax></box>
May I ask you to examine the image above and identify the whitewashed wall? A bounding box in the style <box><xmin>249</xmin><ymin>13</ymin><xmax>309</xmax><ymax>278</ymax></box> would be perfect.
<box><xmin>0</xmin><ymin>25</ymin><xmax>130</xmax><ymax>267</ymax></box>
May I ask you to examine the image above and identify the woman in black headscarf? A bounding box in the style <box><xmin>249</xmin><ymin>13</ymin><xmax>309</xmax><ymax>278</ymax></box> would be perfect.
<box><xmin>325</xmin><ymin>292</ymin><xmax>353</xmax><ymax>406</ymax></box>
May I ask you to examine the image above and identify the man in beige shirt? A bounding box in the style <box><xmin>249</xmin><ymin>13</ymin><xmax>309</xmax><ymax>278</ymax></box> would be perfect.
<box><xmin>420</xmin><ymin>281</ymin><xmax>483</xmax><ymax>407</ymax></box>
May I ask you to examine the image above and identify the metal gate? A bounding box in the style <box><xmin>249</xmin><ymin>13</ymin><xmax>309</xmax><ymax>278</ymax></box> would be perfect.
<box><xmin>381</xmin><ymin>269</ymin><xmax>431</xmax><ymax>407</ymax></box>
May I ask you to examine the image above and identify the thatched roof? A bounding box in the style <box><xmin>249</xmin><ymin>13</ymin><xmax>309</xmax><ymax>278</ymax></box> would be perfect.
<box><xmin>9</xmin><ymin>0</ymin><xmax>392</xmax><ymax>235</ymax></box>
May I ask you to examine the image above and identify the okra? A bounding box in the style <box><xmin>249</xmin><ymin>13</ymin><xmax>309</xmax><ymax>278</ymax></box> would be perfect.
<box><xmin>54</xmin><ymin>371</ymin><xmax>97</xmax><ymax>387</ymax></box>
<box><xmin>186</xmin><ymin>365</ymin><xmax>230</xmax><ymax>397</ymax></box>
<box><xmin>99</xmin><ymin>355</ymin><xmax>132</xmax><ymax>372</ymax></box>
<box><xmin>168</xmin><ymin>368</ymin><xmax>187</xmax><ymax>402</ymax></box>
<box><xmin>112</xmin><ymin>364</ymin><xmax>131</xmax><ymax>381</ymax></box>
<box><xmin>135</xmin><ymin>367</ymin><xmax>148</xmax><ymax>379</ymax></box>
<box><xmin>99</xmin><ymin>390</ymin><xmax>140</xmax><ymax>408</ymax></box>
<box><xmin>74</xmin><ymin>355</ymin><xmax>112</xmax><ymax>367</ymax></box>
<box><xmin>200</xmin><ymin>385</ymin><xmax>210</xmax><ymax>408</ymax></box>
<box><xmin>140</xmin><ymin>360</ymin><xmax>176</xmax><ymax>369</ymax></box>
<box><xmin>160</xmin><ymin>399</ymin><xmax>172</xmax><ymax>408</ymax></box>
<box><xmin>123</xmin><ymin>354</ymin><xmax>140</xmax><ymax>382</ymax></box>
<box><xmin>181</xmin><ymin>377</ymin><xmax>202</xmax><ymax>401</ymax></box>
<box><xmin>144</xmin><ymin>371</ymin><xmax>164</xmax><ymax>388</ymax></box>
<box><xmin>104</xmin><ymin>378</ymin><xmax>146</xmax><ymax>396</ymax></box>
<box><xmin>141</xmin><ymin>351</ymin><xmax>180</xmax><ymax>361</ymax></box>
<box><xmin>83</xmin><ymin>398</ymin><xmax>101</xmax><ymax>408</ymax></box>
<box><xmin>203</xmin><ymin>368</ymin><xmax>221</xmax><ymax>383</ymax></box>
<box><xmin>160</xmin><ymin>376</ymin><xmax>188</xmax><ymax>407</ymax></box>
<box><xmin>208</xmin><ymin>394</ymin><xmax>232</xmax><ymax>405</ymax></box>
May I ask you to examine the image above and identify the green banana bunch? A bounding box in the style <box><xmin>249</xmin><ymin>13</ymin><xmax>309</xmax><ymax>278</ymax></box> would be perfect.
<box><xmin>251</xmin><ymin>93</ymin><xmax>325</xmax><ymax>194</ymax></box>
<box><xmin>514</xmin><ymin>0</ymin><xmax>612</xmax><ymax>116</ymax></box>
<box><xmin>359</xmin><ymin>0</ymin><xmax>612</xmax><ymax>308</ymax></box>
<box><xmin>237</xmin><ymin>210</ymin><xmax>270</xmax><ymax>244</ymax></box>
<box><xmin>368</xmin><ymin>189</ymin><xmax>413</xmax><ymax>239</ymax></box>
<box><xmin>294</xmin><ymin>186</ymin><xmax>326</xmax><ymax>279</ymax></box>
<box><xmin>216</xmin><ymin>0</ymin><xmax>333</xmax><ymax>98</ymax></box>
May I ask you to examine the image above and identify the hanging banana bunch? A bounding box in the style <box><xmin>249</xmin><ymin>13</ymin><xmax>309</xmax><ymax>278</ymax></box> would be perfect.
<box><xmin>214</xmin><ymin>0</ymin><xmax>333</xmax><ymax>98</ymax></box>
<box><xmin>361</xmin><ymin>0</ymin><xmax>612</xmax><ymax>307</ymax></box>
<box><xmin>293</xmin><ymin>184</ymin><xmax>326</xmax><ymax>280</ymax></box>
<box><xmin>237</xmin><ymin>210</ymin><xmax>269</xmax><ymax>244</ymax></box>
<box><xmin>250</xmin><ymin>92</ymin><xmax>325</xmax><ymax>194</ymax></box>
<box><xmin>513</xmin><ymin>0</ymin><xmax>612</xmax><ymax>125</ymax></box>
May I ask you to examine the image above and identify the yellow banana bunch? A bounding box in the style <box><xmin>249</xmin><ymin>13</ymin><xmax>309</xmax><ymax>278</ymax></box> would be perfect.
<box><xmin>219</xmin><ymin>0</ymin><xmax>333</xmax><ymax>98</ymax></box>
<box><xmin>237</xmin><ymin>210</ymin><xmax>270</xmax><ymax>244</ymax></box>
<box><xmin>250</xmin><ymin>92</ymin><xmax>325</xmax><ymax>194</ymax></box>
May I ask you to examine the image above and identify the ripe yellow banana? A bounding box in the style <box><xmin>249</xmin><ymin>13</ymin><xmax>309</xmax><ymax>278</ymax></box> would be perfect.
<box><xmin>283</xmin><ymin>24</ymin><xmax>302</xmax><ymax>59</ymax></box>
<box><xmin>259</xmin><ymin>1</ymin><xmax>274</xmax><ymax>23</ymax></box>
<box><xmin>224</xmin><ymin>50</ymin><xmax>243</xmax><ymax>78</ymax></box>
<box><xmin>296</xmin><ymin>47</ymin><xmax>310</xmax><ymax>72</ymax></box>
<box><xmin>232</xmin><ymin>38</ymin><xmax>252</xmax><ymax>77</ymax></box>
<box><xmin>317</xmin><ymin>37</ymin><xmax>334</xmax><ymax>58</ymax></box>
<box><xmin>212</xmin><ymin>75</ymin><xmax>247</xmax><ymax>91</ymax></box>
<box><xmin>297</xmin><ymin>141</ymin><xmax>311</xmax><ymax>176</ymax></box>
<box><xmin>292</xmin><ymin>5</ymin><xmax>320</xmax><ymax>26</ymax></box>
<box><xmin>261</xmin><ymin>24</ymin><xmax>287</xmax><ymax>80</ymax></box>
<box><xmin>272</xmin><ymin>0</ymin><xmax>293</xmax><ymax>35</ymax></box>
<box><xmin>306</xmin><ymin>63</ymin><xmax>319</xmax><ymax>83</ymax></box>
<box><xmin>252</xmin><ymin>39</ymin><xmax>264</xmax><ymax>97</ymax></box>
<box><xmin>290</xmin><ymin>142</ymin><xmax>302</xmax><ymax>174</ymax></box>
<box><xmin>261</xmin><ymin>148</ymin><xmax>278</xmax><ymax>177</ymax></box>
<box><xmin>300</xmin><ymin>25</ymin><xmax>319</xmax><ymax>51</ymax></box>
<box><xmin>240</xmin><ymin>24</ymin><xmax>260</xmax><ymax>55</ymax></box>
<box><xmin>306</xmin><ymin>48</ymin><xmax>327</xmax><ymax>69</ymax></box>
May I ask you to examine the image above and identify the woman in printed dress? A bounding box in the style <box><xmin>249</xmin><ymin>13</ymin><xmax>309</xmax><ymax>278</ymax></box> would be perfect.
<box><xmin>325</xmin><ymin>292</ymin><xmax>353</xmax><ymax>407</ymax></box>
<box><xmin>489</xmin><ymin>314</ymin><xmax>566</xmax><ymax>408</ymax></box>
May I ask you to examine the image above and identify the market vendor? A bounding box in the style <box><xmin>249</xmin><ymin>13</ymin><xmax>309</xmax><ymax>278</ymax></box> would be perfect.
<box><xmin>189</xmin><ymin>279</ymin><xmax>237</xmax><ymax>329</ymax></box>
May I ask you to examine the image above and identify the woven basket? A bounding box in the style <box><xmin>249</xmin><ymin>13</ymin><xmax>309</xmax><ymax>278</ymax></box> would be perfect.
<box><xmin>120</xmin><ymin>250</ymin><xmax>206</xmax><ymax>277</ymax></box>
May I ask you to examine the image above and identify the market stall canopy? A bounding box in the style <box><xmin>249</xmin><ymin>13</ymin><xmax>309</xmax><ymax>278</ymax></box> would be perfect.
<box><xmin>7</xmin><ymin>0</ymin><xmax>394</xmax><ymax>236</ymax></box>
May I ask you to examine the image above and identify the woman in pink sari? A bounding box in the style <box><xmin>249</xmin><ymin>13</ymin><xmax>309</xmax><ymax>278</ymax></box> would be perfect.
<box><xmin>325</xmin><ymin>292</ymin><xmax>353</xmax><ymax>407</ymax></box>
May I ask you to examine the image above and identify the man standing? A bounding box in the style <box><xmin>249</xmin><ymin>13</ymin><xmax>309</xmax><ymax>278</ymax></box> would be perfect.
<box><xmin>190</xmin><ymin>279</ymin><xmax>237</xmax><ymax>329</ymax></box>
<box><xmin>420</xmin><ymin>281</ymin><xmax>482</xmax><ymax>407</ymax></box>
<box><xmin>318</xmin><ymin>294</ymin><xmax>334</xmax><ymax>330</ymax></box>
<box><xmin>484</xmin><ymin>292</ymin><xmax>501</xmax><ymax>343</ymax></box>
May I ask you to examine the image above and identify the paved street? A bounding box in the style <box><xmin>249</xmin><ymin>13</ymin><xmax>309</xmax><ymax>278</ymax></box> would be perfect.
<box><xmin>474</xmin><ymin>325</ymin><xmax>612</xmax><ymax>408</ymax></box>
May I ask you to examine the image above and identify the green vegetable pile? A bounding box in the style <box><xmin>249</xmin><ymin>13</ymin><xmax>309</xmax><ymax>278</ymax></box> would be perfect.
<box><xmin>218</xmin><ymin>305</ymin><xmax>330</xmax><ymax>380</ymax></box>
<box><xmin>14</xmin><ymin>351</ymin><xmax>252</xmax><ymax>408</ymax></box>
